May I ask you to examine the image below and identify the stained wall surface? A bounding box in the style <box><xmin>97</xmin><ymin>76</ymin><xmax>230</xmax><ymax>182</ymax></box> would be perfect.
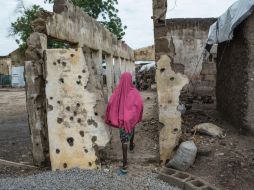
<box><xmin>25</xmin><ymin>0</ymin><xmax>135</xmax><ymax>166</ymax></box>
<box><xmin>154</xmin><ymin>18</ymin><xmax>216</xmax><ymax>76</ymax></box>
<box><xmin>45</xmin><ymin>48</ymin><xmax>110</xmax><ymax>170</ymax></box>
<box><xmin>217</xmin><ymin>13</ymin><xmax>254</xmax><ymax>134</ymax></box>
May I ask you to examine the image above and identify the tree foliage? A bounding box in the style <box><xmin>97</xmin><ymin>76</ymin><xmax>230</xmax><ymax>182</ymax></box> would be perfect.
<box><xmin>10</xmin><ymin>0</ymin><xmax>126</xmax><ymax>52</ymax></box>
<box><xmin>9</xmin><ymin>5</ymin><xmax>43</xmax><ymax>52</ymax></box>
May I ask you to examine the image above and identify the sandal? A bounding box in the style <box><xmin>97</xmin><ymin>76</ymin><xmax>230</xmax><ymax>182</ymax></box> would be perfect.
<box><xmin>118</xmin><ymin>165</ymin><xmax>128</xmax><ymax>175</ymax></box>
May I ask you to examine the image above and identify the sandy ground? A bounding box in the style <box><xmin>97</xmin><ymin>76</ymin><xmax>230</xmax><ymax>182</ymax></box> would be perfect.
<box><xmin>0</xmin><ymin>89</ymin><xmax>254</xmax><ymax>190</ymax></box>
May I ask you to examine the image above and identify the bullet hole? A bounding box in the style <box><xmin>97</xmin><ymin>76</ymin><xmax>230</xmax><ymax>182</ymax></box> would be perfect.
<box><xmin>92</xmin><ymin>66</ymin><xmax>95</xmax><ymax>70</ymax></box>
<box><xmin>59</xmin><ymin>78</ymin><xmax>64</xmax><ymax>83</ymax></box>
<box><xmin>67</xmin><ymin>137</ymin><xmax>74</xmax><ymax>146</ymax></box>
<box><xmin>74</xmin><ymin>111</ymin><xmax>77</xmax><ymax>116</ymax></box>
<box><xmin>57</xmin><ymin>118</ymin><xmax>63</xmax><ymax>124</ymax></box>
<box><xmin>94</xmin><ymin>112</ymin><xmax>98</xmax><ymax>116</ymax></box>
<box><xmin>173</xmin><ymin>128</ymin><xmax>178</xmax><ymax>132</ymax></box>
<box><xmin>76</xmin><ymin>103</ymin><xmax>80</xmax><ymax>107</ymax></box>
<box><xmin>84</xmin><ymin>149</ymin><xmax>88</xmax><ymax>153</ymax></box>
<box><xmin>48</xmin><ymin>105</ymin><xmax>53</xmax><ymax>111</ymax></box>
<box><xmin>57</xmin><ymin>100</ymin><xmax>61</xmax><ymax>104</ymax></box>
<box><xmin>160</xmin><ymin>68</ymin><xmax>165</xmax><ymax>73</ymax></box>
<box><xmin>50</xmin><ymin>97</ymin><xmax>53</xmax><ymax>100</ymax></box>
<box><xmin>57</xmin><ymin>59</ymin><xmax>61</xmax><ymax>63</ymax></box>
<box><xmin>87</xmin><ymin>119</ymin><xmax>98</xmax><ymax>127</ymax></box>
<box><xmin>146</xmin><ymin>97</ymin><xmax>150</xmax><ymax>100</ymax></box>
<box><xmin>53</xmin><ymin>62</ymin><xmax>57</xmax><ymax>65</ymax></box>
<box><xmin>80</xmin><ymin>131</ymin><xmax>84</xmax><ymax>137</ymax></box>
<box><xmin>77</xmin><ymin>118</ymin><xmax>81</xmax><ymax>123</ymax></box>
<box><xmin>95</xmin><ymin>159</ymin><xmax>100</xmax><ymax>165</ymax></box>
<box><xmin>70</xmin><ymin>54</ymin><xmax>75</xmax><ymax>57</ymax></box>
<box><xmin>89</xmin><ymin>162</ymin><xmax>92</xmax><ymax>167</ymax></box>
<box><xmin>170</xmin><ymin>77</ymin><xmax>175</xmax><ymax>81</ymax></box>
<box><xmin>91</xmin><ymin>136</ymin><xmax>97</xmax><ymax>143</ymax></box>
<box><xmin>70</xmin><ymin>116</ymin><xmax>74</xmax><ymax>121</ymax></box>
<box><xmin>78</xmin><ymin>75</ymin><xmax>82</xmax><ymax>79</ymax></box>
<box><xmin>63</xmin><ymin>163</ymin><xmax>67</xmax><ymax>168</ymax></box>
<box><xmin>66</xmin><ymin>106</ymin><xmax>70</xmax><ymax>111</ymax></box>
<box><xmin>37</xmin><ymin>107</ymin><xmax>40</xmax><ymax>111</ymax></box>
<box><xmin>76</xmin><ymin>81</ymin><xmax>81</xmax><ymax>85</ymax></box>
<box><xmin>36</xmin><ymin>143</ymin><xmax>39</xmax><ymax>146</ymax></box>
<box><xmin>62</xmin><ymin>62</ymin><xmax>67</xmax><ymax>67</ymax></box>
<box><xmin>82</xmin><ymin>69</ymin><xmax>86</xmax><ymax>73</ymax></box>
<box><xmin>168</xmin><ymin>100</ymin><xmax>172</xmax><ymax>103</ymax></box>
<box><xmin>56</xmin><ymin>149</ymin><xmax>60</xmax><ymax>154</ymax></box>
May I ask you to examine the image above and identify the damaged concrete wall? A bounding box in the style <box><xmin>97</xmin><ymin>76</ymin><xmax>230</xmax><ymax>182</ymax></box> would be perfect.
<box><xmin>45</xmin><ymin>48</ymin><xmax>110</xmax><ymax>170</ymax></box>
<box><xmin>134</xmin><ymin>45</ymin><xmax>155</xmax><ymax>61</ymax></box>
<box><xmin>217</xmin><ymin>13</ymin><xmax>254</xmax><ymax>134</ymax></box>
<box><xmin>25</xmin><ymin>32</ymin><xmax>49</xmax><ymax>166</ymax></box>
<box><xmin>25</xmin><ymin>0</ymin><xmax>135</xmax><ymax>167</ymax></box>
<box><xmin>154</xmin><ymin>18</ymin><xmax>216</xmax><ymax>77</ymax></box>
<box><xmin>0</xmin><ymin>56</ymin><xmax>12</xmax><ymax>75</ymax></box>
<box><xmin>156</xmin><ymin>55</ymin><xmax>188</xmax><ymax>164</ymax></box>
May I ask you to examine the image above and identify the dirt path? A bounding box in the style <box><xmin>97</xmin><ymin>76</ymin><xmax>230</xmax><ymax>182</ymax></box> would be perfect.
<box><xmin>0</xmin><ymin>89</ymin><xmax>42</xmax><ymax>177</ymax></box>
<box><xmin>106</xmin><ymin>90</ymin><xmax>160</xmax><ymax>164</ymax></box>
<box><xmin>181</xmin><ymin>94</ymin><xmax>254</xmax><ymax>190</ymax></box>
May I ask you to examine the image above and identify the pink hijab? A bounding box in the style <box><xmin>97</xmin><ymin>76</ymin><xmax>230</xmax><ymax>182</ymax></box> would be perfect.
<box><xmin>105</xmin><ymin>72</ymin><xmax>143</xmax><ymax>133</ymax></box>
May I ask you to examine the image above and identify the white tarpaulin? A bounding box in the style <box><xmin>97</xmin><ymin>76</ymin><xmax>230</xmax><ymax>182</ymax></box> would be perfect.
<box><xmin>138</xmin><ymin>62</ymin><xmax>156</xmax><ymax>73</ymax></box>
<box><xmin>207</xmin><ymin>0</ymin><xmax>254</xmax><ymax>45</ymax></box>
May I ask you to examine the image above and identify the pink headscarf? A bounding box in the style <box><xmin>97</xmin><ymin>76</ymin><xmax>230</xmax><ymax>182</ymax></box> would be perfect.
<box><xmin>105</xmin><ymin>72</ymin><xmax>143</xmax><ymax>133</ymax></box>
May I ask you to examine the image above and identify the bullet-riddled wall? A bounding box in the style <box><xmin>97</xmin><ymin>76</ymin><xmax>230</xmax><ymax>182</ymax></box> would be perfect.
<box><xmin>25</xmin><ymin>0</ymin><xmax>135</xmax><ymax>168</ymax></box>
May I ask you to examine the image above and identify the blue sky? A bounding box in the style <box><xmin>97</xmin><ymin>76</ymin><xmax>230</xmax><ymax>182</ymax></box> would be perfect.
<box><xmin>0</xmin><ymin>0</ymin><xmax>238</xmax><ymax>56</ymax></box>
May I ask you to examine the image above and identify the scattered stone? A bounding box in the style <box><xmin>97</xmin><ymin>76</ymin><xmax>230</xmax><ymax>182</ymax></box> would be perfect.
<box><xmin>197</xmin><ymin>145</ymin><xmax>212</xmax><ymax>156</ymax></box>
<box><xmin>0</xmin><ymin>169</ymin><xmax>180</xmax><ymax>190</ymax></box>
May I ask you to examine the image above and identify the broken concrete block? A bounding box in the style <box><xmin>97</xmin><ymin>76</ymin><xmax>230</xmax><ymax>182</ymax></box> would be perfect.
<box><xmin>156</xmin><ymin>55</ymin><xmax>189</xmax><ymax>164</ymax></box>
<box><xmin>167</xmin><ymin>141</ymin><xmax>197</xmax><ymax>171</ymax></box>
<box><xmin>45</xmin><ymin>48</ymin><xmax>110</xmax><ymax>171</ymax></box>
<box><xmin>194</xmin><ymin>123</ymin><xmax>224</xmax><ymax>138</ymax></box>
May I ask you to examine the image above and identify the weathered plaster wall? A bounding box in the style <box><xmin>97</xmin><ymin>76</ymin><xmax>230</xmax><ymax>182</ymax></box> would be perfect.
<box><xmin>0</xmin><ymin>57</ymin><xmax>12</xmax><ymax>75</ymax></box>
<box><xmin>134</xmin><ymin>45</ymin><xmax>155</xmax><ymax>61</ymax></box>
<box><xmin>45</xmin><ymin>48</ymin><xmax>110</xmax><ymax>170</ymax></box>
<box><xmin>25</xmin><ymin>32</ymin><xmax>49</xmax><ymax>166</ymax></box>
<box><xmin>217</xmin><ymin>13</ymin><xmax>254</xmax><ymax>134</ymax></box>
<box><xmin>154</xmin><ymin>18</ymin><xmax>217</xmax><ymax>78</ymax></box>
<box><xmin>156</xmin><ymin>55</ymin><xmax>189</xmax><ymax>164</ymax></box>
<box><xmin>25</xmin><ymin>0</ymin><xmax>135</xmax><ymax>167</ymax></box>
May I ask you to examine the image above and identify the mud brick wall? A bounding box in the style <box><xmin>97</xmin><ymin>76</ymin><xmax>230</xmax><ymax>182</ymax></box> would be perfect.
<box><xmin>217</xmin><ymin>14</ymin><xmax>254</xmax><ymax>134</ymax></box>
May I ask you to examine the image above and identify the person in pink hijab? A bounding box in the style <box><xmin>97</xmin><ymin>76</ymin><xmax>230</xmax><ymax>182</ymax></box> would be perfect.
<box><xmin>105</xmin><ymin>72</ymin><xmax>143</xmax><ymax>174</ymax></box>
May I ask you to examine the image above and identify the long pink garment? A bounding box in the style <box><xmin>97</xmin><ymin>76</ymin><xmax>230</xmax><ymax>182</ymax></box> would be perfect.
<box><xmin>105</xmin><ymin>72</ymin><xmax>143</xmax><ymax>133</ymax></box>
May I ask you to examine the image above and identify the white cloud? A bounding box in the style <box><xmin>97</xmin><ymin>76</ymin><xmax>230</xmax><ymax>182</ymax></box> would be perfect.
<box><xmin>0</xmin><ymin>0</ymin><xmax>238</xmax><ymax>55</ymax></box>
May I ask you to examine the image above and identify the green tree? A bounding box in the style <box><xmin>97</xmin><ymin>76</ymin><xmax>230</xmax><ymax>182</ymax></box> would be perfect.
<box><xmin>9</xmin><ymin>5</ymin><xmax>43</xmax><ymax>52</ymax></box>
<box><xmin>10</xmin><ymin>0</ymin><xmax>127</xmax><ymax>52</ymax></box>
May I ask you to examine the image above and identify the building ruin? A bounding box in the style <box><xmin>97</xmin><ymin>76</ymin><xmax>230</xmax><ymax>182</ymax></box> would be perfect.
<box><xmin>25</xmin><ymin>0</ymin><xmax>135</xmax><ymax>168</ymax></box>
